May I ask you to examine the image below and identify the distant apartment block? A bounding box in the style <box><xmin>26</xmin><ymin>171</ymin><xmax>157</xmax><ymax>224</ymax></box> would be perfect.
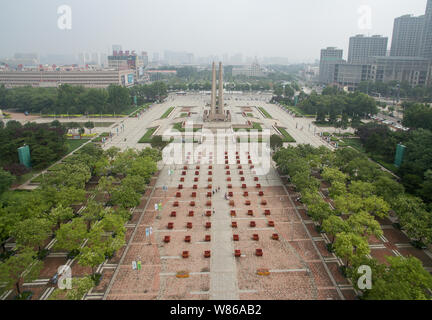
<box><xmin>0</xmin><ymin>69</ymin><xmax>135</xmax><ymax>88</ymax></box>
<box><xmin>319</xmin><ymin>47</ymin><xmax>344</xmax><ymax>84</ymax></box>
<box><xmin>348</xmin><ymin>35</ymin><xmax>388</xmax><ymax>64</ymax></box>
<box><xmin>390</xmin><ymin>14</ymin><xmax>425</xmax><ymax>57</ymax></box>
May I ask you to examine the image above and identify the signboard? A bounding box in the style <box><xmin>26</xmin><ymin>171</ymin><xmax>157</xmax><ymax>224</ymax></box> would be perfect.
<box><xmin>128</xmin><ymin>74</ymin><xmax>134</xmax><ymax>84</ymax></box>
<box><xmin>137</xmin><ymin>261</ymin><xmax>142</xmax><ymax>271</ymax></box>
<box><xmin>132</xmin><ymin>261</ymin><xmax>137</xmax><ymax>270</ymax></box>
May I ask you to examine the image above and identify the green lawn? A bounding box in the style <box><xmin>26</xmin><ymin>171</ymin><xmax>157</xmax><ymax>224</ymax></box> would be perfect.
<box><xmin>65</xmin><ymin>139</ymin><xmax>90</xmax><ymax>154</ymax></box>
<box><xmin>234</xmin><ymin>122</ymin><xmax>263</xmax><ymax>132</ymax></box>
<box><xmin>258</xmin><ymin>107</ymin><xmax>273</xmax><ymax>119</ymax></box>
<box><xmin>138</xmin><ymin>128</ymin><xmax>158</xmax><ymax>143</ymax></box>
<box><xmin>277</xmin><ymin>127</ymin><xmax>296</xmax><ymax>143</ymax></box>
<box><xmin>173</xmin><ymin>122</ymin><xmax>201</xmax><ymax>133</ymax></box>
<box><xmin>340</xmin><ymin>138</ymin><xmax>365</xmax><ymax>153</ymax></box>
<box><xmin>160</xmin><ymin>107</ymin><xmax>175</xmax><ymax>119</ymax></box>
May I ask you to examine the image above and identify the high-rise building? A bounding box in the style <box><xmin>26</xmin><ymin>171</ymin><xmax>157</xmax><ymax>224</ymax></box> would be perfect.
<box><xmin>319</xmin><ymin>47</ymin><xmax>344</xmax><ymax>84</ymax></box>
<box><xmin>420</xmin><ymin>0</ymin><xmax>432</xmax><ymax>59</ymax></box>
<box><xmin>390</xmin><ymin>14</ymin><xmax>425</xmax><ymax>57</ymax></box>
<box><xmin>348</xmin><ymin>35</ymin><xmax>388</xmax><ymax>64</ymax></box>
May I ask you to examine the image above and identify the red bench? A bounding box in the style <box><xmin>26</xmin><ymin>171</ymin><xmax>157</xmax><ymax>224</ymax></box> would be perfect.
<box><xmin>185</xmin><ymin>235</ymin><xmax>191</xmax><ymax>243</ymax></box>
<box><xmin>170</xmin><ymin>212</ymin><xmax>177</xmax><ymax>217</ymax></box>
<box><xmin>187</xmin><ymin>222</ymin><xmax>193</xmax><ymax>229</ymax></box>
<box><xmin>190</xmin><ymin>201</ymin><xmax>196</xmax><ymax>207</ymax></box>
<box><xmin>272</xmin><ymin>234</ymin><xmax>279</xmax><ymax>240</ymax></box>
<box><xmin>268</xmin><ymin>221</ymin><xmax>275</xmax><ymax>227</ymax></box>
<box><xmin>248</xmin><ymin>210</ymin><xmax>254</xmax><ymax>216</ymax></box>
<box><xmin>182</xmin><ymin>251</ymin><xmax>189</xmax><ymax>259</ymax></box>
<box><xmin>235</xmin><ymin>250</ymin><xmax>241</xmax><ymax>257</ymax></box>
<box><xmin>264</xmin><ymin>210</ymin><xmax>271</xmax><ymax>216</ymax></box>
<box><xmin>233</xmin><ymin>234</ymin><xmax>240</xmax><ymax>241</ymax></box>
<box><xmin>205</xmin><ymin>235</ymin><xmax>211</xmax><ymax>242</ymax></box>
<box><xmin>205</xmin><ymin>222</ymin><xmax>212</xmax><ymax>229</ymax></box>
<box><xmin>232</xmin><ymin>222</ymin><xmax>238</xmax><ymax>228</ymax></box>
<box><xmin>253</xmin><ymin>234</ymin><xmax>259</xmax><ymax>241</ymax></box>
<box><xmin>240</xmin><ymin>177</ymin><xmax>245</xmax><ymax>182</ymax></box>
<box><xmin>243</xmin><ymin>191</ymin><xmax>249</xmax><ymax>197</ymax></box>
<box><xmin>204</xmin><ymin>251</ymin><xmax>211</xmax><ymax>258</ymax></box>
<box><xmin>250</xmin><ymin>221</ymin><xmax>256</xmax><ymax>228</ymax></box>
<box><xmin>230</xmin><ymin>210</ymin><xmax>236</xmax><ymax>217</ymax></box>
<box><xmin>164</xmin><ymin>236</ymin><xmax>171</xmax><ymax>243</ymax></box>
<box><xmin>168</xmin><ymin>223</ymin><xmax>174</xmax><ymax>229</ymax></box>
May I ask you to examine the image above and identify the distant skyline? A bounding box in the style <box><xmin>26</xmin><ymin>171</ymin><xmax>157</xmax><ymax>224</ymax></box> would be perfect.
<box><xmin>0</xmin><ymin>0</ymin><xmax>428</xmax><ymax>63</ymax></box>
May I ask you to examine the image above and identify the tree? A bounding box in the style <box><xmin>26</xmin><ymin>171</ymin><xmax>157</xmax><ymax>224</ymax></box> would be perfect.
<box><xmin>127</xmin><ymin>157</ymin><xmax>157</xmax><ymax>183</ymax></box>
<box><xmin>150</xmin><ymin>135</ymin><xmax>170</xmax><ymax>151</ymax></box>
<box><xmin>321</xmin><ymin>167</ymin><xmax>348</xmax><ymax>185</ymax></box>
<box><xmin>270</xmin><ymin>134</ymin><xmax>283</xmax><ymax>152</ymax></box>
<box><xmin>77</xmin><ymin>246</ymin><xmax>106</xmax><ymax>276</ymax></box>
<box><xmin>139</xmin><ymin>147</ymin><xmax>162</xmax><ymax>162</ymax></box>
<box><xmin>54</xmin><ymin>218</ymin><xmax>87</xmax><ymax>253</ymax></box>
<box><xmin>333</xmin><ymin>232</ymin><xmax>370</xmax><ymax>268</ymax></box>
<box><xmin>49</xmin><ymin>276</ymin><xmax>94</xmax><ymax>300</ymax></box>
<box><xmin>81</xmin><ymin>201</ymin><xmax>105</xmax><ymax>231</ymax></box>
<box><xmin>0</xmin><ymin>247</ymin><xmax>43</xmax><ymax>296</ymax></box>
<box><xmin>84</xmin><ymin>121</ymin><xmax>95</xmax><ymax>134</ymax></box>
<box><xmin>373</xmin><ymin>175</ymin><xmax>405</xmax><ymax>203</ymax></box>
<box><xmin>49</xmin><ymin>205</ymin><xmax>74</xmax><ymax>229</ymax></box>
<box><xmin>291</xmin><ymin>170</ymin><xmax>320</xmax><ymax>193</ymax></box>
<box><xmin>364</xmin><ymin>256</ymin><xmax>432</xmax><ymax>300</ymax></box>
<box><xmin>121</xmin><ymin>174</ymin><xmax>147</xmax><ymax>194</ymax></box>
<box><xmin>0</xmin><ymin>168</ymin><xmax>14</xmax><ymax>195</ymax></box>
<box><xmin>329</xmin><ymin>181</ymin><xmax>346</xmax><ymax>198</ymax></box>
<box><xmin>362</xmin><ymin>196</ymin><xmax>390</xmax><ymax>219</ymax></box>
<box><xmin>347</xmin><ymin>211</ymin><xmax>383</xmax><ymax>238</ymax></box>
<box><xmin>111</xmin><ymin>185</ymin><xmax>141</xmax><ymax>209</ymax></box>
<box><xmin>98</xmin><ymin>176</ymin><xmax>117</xmax><ymax>199</ymax></box>
<box><xmin>349</xmin><ymin>181</ymin><xmax>376</xmax><ymax>198</ymax></box>
<box><xmin>12</xmin><ymin>218</ymin><xmax>53</xmax><ymax>252</ymax></box>
<box><xmin>322</xmin><ymin>215</ymin><xmax>350</xmax><ymax>244</ymax></box>
<box><xmin>334</xmin><ymin>193</ymin><xmax>364</xmax><ymax>215</ymax></box>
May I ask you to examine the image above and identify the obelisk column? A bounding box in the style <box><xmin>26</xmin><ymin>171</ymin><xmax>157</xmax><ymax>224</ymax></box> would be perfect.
<box><xmin>218</xmin><ymin>62</ymin><xmax>224</xmax><ymax>115</ymax></box>
<box><xmin>210</xmin><ymin>62</ymin><xmax>217</xmax><ymax>117</ymax></box>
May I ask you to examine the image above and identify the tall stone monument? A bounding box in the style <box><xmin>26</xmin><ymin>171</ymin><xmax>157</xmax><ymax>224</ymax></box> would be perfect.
<box><xmin>205</xmin><ymin>61</ymin><xmax>228</xmax><ymax>122</ymax></box>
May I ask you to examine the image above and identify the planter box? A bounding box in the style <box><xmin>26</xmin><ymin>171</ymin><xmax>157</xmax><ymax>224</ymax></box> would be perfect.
<box><xmin>173</xmin><ymin>201</ymin><xmax>179</xmax><ymax>207</ymax></box>
<box><xmin>193</xmin><ymin>185</ymin><xmax>198</xmax><ymax>190</ymax></box>
<box><xmin>253</xmin><ymin>234</ymin><xmax>259</xmax><ymax>241</ymax></box>
<box><xmin>256</xmin><ymin>249</ymin><xmax>263</xmax><ymax>257</ymax></box>
<box><xmin>194</xmin><ymin>178</ymin><xmax>199</xmax><ymax>182</ymax></box>
<box><xmin>195</xmin><ymin>171</ymin><xmax>199</xmax><ymax>176</ymax></box>
<box><xmin>227</xmin><ymin>177</ymin><xmax>232</xmax><ymax>182</ymax></box>
<box><xmin>208</xmin><ymin>178</ymin><xmax>212</xmax><ymax>182</ymax></box>
<box><xmin>188</xmin><ymin>211</ymin><xmax>194</xmax><ymax>217</ymax></box>
<box><xmin>176</xmin><ymin>192</ymin><xmax>181</xmax><ymax>198</ymax></box>
<box><xmin>238</xmin><ymin>165</ymin><xmax>242</xmax><ymax>169</ymax></box>
<box><xmin>237</xmin><ymin>160</ymin><xmax>241</xmax><ymax>164</ymax></box>
<box><xmin>268</xmin><ymin>221</ymin><xmax>275</xmax><ymax>227</ymax></box>
<box><xmin>232</xmin><ymin>222</ymin><xmax>238</xmax><ymax>228</ymax></box>
<box><xmin>205</xmin><ymin>235</ymin><xmax>211</xmax><ymax>242</ymax></box>
<box><xmin>178</xmin><ymin>185</ymin><xmax>183</xmax><ymax>190</ymax></box>
<box><xmin>239</xmin><ymin>171</ymin><xmax>244</xmax><ymax>175</ymax></box>
<box><xmin>168</xmin><ymin>223</ymin><xmax>174</xmax><ymax>229</ymax></box>
<box><xmin>230</xmin><ymin>210</ymin><xmax>236</xmax><ymax>217</ymax></box>
<box><xmin>170</xmin><ymin>212</ymin><xmax>177</xmax><ymax>217</ymax></box>
<box><xmin>243</xmin><ymin>191</ymin><xmax>249</xmax><ymax>197</ymax></box>
<box><xmin>272</xmin><ymin>234</ymin><xmax>279</xmax><ymax>240</ymax></box>
<box><xmin>205</xmin><ymin>222</ymin><xmax>212</xmax><ymax>229</ymax></box>
<box><xmin>264</xmin><ymin>210</ymin><xmax>271</xmax><ymax>216</ymax></box>
<box><xmin>182</xmin><ymin>171</ymin><xmax>187</xmax><ymax>176</ymax></box>
<box><xmin>207</xmin><ymin>192</ymin><xmax>212</xmax><ymax>197</ymax></box>
<box><xmin>204</xmin><ymin>251</ymin><xmax>211</xmax><ymax>258</ymax></box>
<box><xmin>180</xmin><ymin>177</ymin><xmax>185</xmax><ymax>182</ymax></box>
<box><xmin>256</xmin><ymin>184</ymin><xmax>261</xmax><ymax>189</ymax></box>
<box><xmin>225</xmin><ymin>165</ymin><xmax>230</xmax><ymax>169</ymax></box>
<box><xmin>191</xmin><ymin>192</ymin><xmax>197</xmax><ymax>198</ymax></box>
<box><xmin>248</xmin><ymin>210</ymin><xmax>254</xmax><ymax>216</ymax></box>
<box><xmin>245</xmin><ymin>200</ymin><xmax>251</xmax><ymax>206</ymax></box>
<box><xmin>261</xmin><ymin>200</ymin><xmax>267</xmax><ymax>205</ymax></box>
<box><xmin>182</xmin><ymin>251</ymin><xmax>189</xmax><ymax>259</ymax></box>
<box><xmin>250</xmin><ymin>165</ymin><xmax>255</xmax><ymax>169</ymax></box>
<box><xmin>242</xmin><ymin>184</ymin><xmax>247</xmax><ymax>189</ymax></box>
<box><xmin>208</xmin><ymin>171</ymin><xmax>213</xmax><ymax>175</ymax></box>
<box><xmin>185</xmin><ymin>236</ymin><xmax>191</xmax><ymax>243</ymax></box>
<box><xmin>254</xmin><ymin>177</ymin><xmax>259</xmax><ymax>181</ymax></box>
<box><xmin>235</xmin><ymin>250</ymin><xmax>242</xmax><ymax>257</ymax></box>
<box><xmin>196</xmin><ymin>166</ymin><xmax>200</xmax><ymax>170</ymax></box>
<box><xmin>240</xmin><ymin>177</ymin><xmax>245</xmax><ymax>182</ymax></box>
<box><xmin>187</xmin><ymin>222</ymin><xmax>193</xmax><ymax>229</ymax></box>
<box><xmin>208</xmin><ymin>185</ymin><xmax>212</xmax><ymax>189</ymax></box>
<box><xmin>206</xmin><ymin>211</ymin><xmax>212</xmax><ymax>217</ymax></box>
<box><xmin>228</xmin><ymin>192</ymin><xmax>233</xmax><ymax>197</ymax></box>
<box><xmin>236</xmin><ymin>156</ymin><xmax>240</xmax><ymax>160</ymax></box>
<box><xmin>228</xmin><ymin>184</ymin><xmax>233</xmax><ymax>189</ymax></box>
<box><xmin>259</xmin><ymin>191</ymin><xmax>264</xmax><ymax>196</ymax></box>
<box><xmin>164</xmin><ymin>236</ymin><xmax>171</xmax><ymax>243</ymax></box>
<box><xmin>229</xmin><ymin>200</ymin><xmax>235</xmax><ymax>207</ymax></box>
<box><xmin>226</xmin><ymin>171</ymin><xmax>231</xmax><ymax>175</ymax></box>
<box><xmin>183</xmin><ymin>166</ymin><xmax>188</xmax><ymax>170</ymax></box>
<box><xmin>209</xmin><ymin>165</ymin><xmax>213</xmax><ymax>170</ymax></box>
<box><xmin>206</xmin><ymin>201</ymin><xmax>212</xmax><ymax>207</ymax></box>
<box><xmin>225</xmin><ymin>160</ymin><xmax>229</xmax><ymax>165</ymax></box>
<box><xmin>190</xmin><ymin>201</ymin><xmax>196</xmax><ymax>207</ymax></box>
<box><xmin>233</xmin><ymin>235</ymin><xmax>240</xmax><ymax>241</ymax></box>
<box><xmin>250</xmin><ymin>221</ymin><xmax>256</xmax><ymax>228</ymax></box>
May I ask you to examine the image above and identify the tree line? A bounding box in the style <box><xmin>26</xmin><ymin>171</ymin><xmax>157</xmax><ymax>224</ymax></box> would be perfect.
<box><xmin>0</xmin><ymin>143</ymin><xmax>161</xmax><ymax>299</ymax></box>
<box><xmin>273</xmin><ymin>145</ymin><xmax>432</xmax><ymax>300</ymax></box>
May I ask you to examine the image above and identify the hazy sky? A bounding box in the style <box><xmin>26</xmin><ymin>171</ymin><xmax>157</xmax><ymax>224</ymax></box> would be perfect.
<box><xmin>0</xmin><ymin>0</ymin><xmax>428</xmax><ymax>62</ymax></box>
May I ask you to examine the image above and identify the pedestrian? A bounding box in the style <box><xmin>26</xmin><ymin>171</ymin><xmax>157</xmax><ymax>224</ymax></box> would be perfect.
<box><xmin>218</xmin><ymin>186</ymin><xmax>220</xmax><ymax>192</ymax></box>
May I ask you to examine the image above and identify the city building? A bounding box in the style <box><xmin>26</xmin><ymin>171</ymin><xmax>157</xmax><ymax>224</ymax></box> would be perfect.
<box><xmin>333</xmin><ymin>63</ymin><xmax>370</xmax><ymax>90</ymax></box>
<box><xmin>319</xmin><ymin>47</ymin><xmax>344</xmax><ymax>84</ymax></box>
<box><xmin>232</xmin><ymin>60</ymin><xmax>266</xmax><ymax>77</ymax></box>
<box><xmin>368</xmin><ymin>56</ymin><xmax>431</xmax><ymax>87</ymax></box>
<box><xmin>348</xmin><ymin>35</ymin><xmax>388</xmax><ymax>64</ymax></box>
<box><xmin>420</xmin><ymin>0</ymin><xmax>432</xmax><ymax>59</ymax></box>
<box><xmin>0</xmin><ymin>68</ymin><xmax>135</xmax><ymax>88</ymax></box>
<box><xmin>390</xmin><ymin>14</ymin><xmax>425</xmax><ymax>57</ymax></box>
<box><xmin>108</xmin><ymin>50</ymin><xmax>146</xmax><ymax>82</ymax></box>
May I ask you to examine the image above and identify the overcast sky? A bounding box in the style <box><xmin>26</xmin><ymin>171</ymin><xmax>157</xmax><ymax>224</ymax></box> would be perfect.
<box><xmin>0</xmin><ymin>0</ymin><xmax>428</xmax><ymax>62</ymax></box>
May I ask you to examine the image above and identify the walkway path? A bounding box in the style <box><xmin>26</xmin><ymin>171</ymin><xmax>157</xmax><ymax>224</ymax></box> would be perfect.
<box><xmin>209</xmin><ymin>167</ymin><xmax>239</xmax><ymax>300</ymax></box>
